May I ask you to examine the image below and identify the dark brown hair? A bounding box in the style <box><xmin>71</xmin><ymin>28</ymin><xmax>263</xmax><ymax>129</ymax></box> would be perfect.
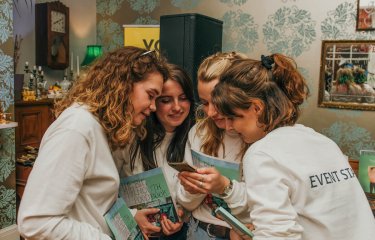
<box><xmin>212</xmin><ymin>53</ymin><xmax>309</xmax><ymax>133</ymax></box>
<box><xmin>130</xmin><ymin>64</ymin><xmax>196</xmax><ymax>170</ymax></box>
<box><xmin>54</xmin><ymin>46</ymin><xmax>169</xmax><ymax>149</ymax></box>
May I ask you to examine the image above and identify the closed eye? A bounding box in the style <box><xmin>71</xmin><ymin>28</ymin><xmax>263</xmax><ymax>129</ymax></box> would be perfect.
<box><xmin>157</xmin><ymin>96</ymin><xmax>172</xmax><ymax>103</ymax></box>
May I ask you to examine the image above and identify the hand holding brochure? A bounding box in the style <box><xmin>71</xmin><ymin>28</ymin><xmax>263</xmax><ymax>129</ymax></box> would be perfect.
<box><xmin>104</xmin><ymin>197</ymin><xmax>144</xmax><ymax>240</ymax></box>
<box><xmin>215</xmin><ymin>206</ymin><xmax>254</xmax><ymax>239</ymax></box>
<box><xmin>190</xmin><ymin>149</ymin><xmax>241</xmax><ymax>216</ymax></box>
<box><xmin>119</xmin><ymin>167</ymin><xmax>179</xmax><ymax>228</ymax></box>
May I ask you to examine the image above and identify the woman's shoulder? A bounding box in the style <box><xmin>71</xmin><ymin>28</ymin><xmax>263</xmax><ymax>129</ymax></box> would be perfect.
<box><xmin>53</xmin><ymin>103</ymin><xmax>102</xmax><ymax>134</ymax></box>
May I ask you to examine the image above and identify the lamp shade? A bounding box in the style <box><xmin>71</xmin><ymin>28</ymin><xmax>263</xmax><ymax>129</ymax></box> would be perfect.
<box><xmin>81</xmin><ymin>45</ymin><xmax>103</xmax><ymax>66</ymax></box>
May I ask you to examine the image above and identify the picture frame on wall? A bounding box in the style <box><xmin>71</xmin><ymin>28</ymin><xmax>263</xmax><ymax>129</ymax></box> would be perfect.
<box><xmin>318</xmin><ymin>40</ymin><xmax>375</xmax><ymax>111</ymax></box>
<box><xmin>358</xmin><ymin>150</ymin><xmax>375</xmax><ymax>200</ymax></box>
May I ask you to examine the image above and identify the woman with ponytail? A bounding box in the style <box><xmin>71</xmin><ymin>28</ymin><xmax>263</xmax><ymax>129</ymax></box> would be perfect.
<box><xmin>202</xmin><ymin>53</ymin><xmax>374</xmax><ymax>239</ymax></box>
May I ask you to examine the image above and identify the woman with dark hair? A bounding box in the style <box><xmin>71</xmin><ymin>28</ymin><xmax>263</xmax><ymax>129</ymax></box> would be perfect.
<box><xmin>205</xmin><ymin>54</ymin><xmax>374</xmax><ymax>239</ymax></box>
<box><xmin>113</xmin><ymin>64</ymin><xmax>195</xmax><ymax>239</ymax></box>
<box><xmin>18</xmin><ymin>46</ymin><xmax>169</xmax><ymax>240</ymax></box>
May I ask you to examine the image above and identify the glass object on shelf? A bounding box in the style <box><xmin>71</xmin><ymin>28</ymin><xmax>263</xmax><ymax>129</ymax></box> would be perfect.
<box><xmin>60</xmin><ymin>76</ymin><xmax>71</xmax><ymax>92</ymax></box>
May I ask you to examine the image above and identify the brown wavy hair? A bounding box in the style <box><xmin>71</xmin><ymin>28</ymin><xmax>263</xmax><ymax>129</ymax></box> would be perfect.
<box><xmin>196</xmin><ymin>52</ymin><xmax>248</xmax><ymax>158</ymax></box>
<box><xmin>212</xmin><ymin>53</ymin><xmax>309</xmax><ymax>133</ymax></box>
<box><xmin>54</xmin><ymin>46</ymin><xmax>169</xmax><ymax>149</ymax></box>
<box><xmin>129</xmin><ymin>64</ymin><xmax>196</xmax><ymax>171</ymax></box>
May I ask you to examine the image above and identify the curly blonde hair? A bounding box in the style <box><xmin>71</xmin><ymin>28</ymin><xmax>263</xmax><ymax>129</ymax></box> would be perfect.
<box><xmin>196</xmin><ymin>52</ymin><xmax>248</xmax><ymax>157</ymax></box>
<box><xmin>54</xmin><ymin>46</ymin><xmax>169</xmax><ymax>149</ymax></box>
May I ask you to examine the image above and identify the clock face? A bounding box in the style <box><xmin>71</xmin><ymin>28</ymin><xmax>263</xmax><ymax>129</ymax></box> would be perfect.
<box><xmin>51</xmin><ymin>10</ymin><xmax>66</xmax><ymax>33</ymax></box>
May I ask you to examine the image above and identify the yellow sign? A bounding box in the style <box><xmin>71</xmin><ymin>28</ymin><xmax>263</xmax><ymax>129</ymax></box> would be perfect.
<box><xmin>123</xmin><ymin>25</ymin><xmax>160</xmax><ymax>51</ymax></box>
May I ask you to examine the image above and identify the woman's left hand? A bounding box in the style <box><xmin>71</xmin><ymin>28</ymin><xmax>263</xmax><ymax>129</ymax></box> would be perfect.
<box><xmin>160</xmin><ymin>208</ymin><xmax>184</xmax><ymax>236</ymax></box>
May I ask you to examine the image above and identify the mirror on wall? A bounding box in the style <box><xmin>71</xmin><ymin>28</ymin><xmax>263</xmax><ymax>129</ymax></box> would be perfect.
<box><xmin>357</xmin><ymin>0</ymin><xmax>375</xmax><ymax>30</ymax></box>
<box><xmin>318</xmin><ymin>40</ymin><xmax>375</xmax><ymax>111</ymax></box>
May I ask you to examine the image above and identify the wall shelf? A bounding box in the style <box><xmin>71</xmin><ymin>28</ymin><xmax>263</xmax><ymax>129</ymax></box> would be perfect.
<box><xmin>0</xmin><ymin>122</ymin><xmax>18</xmax><ymax>129</ymax></box>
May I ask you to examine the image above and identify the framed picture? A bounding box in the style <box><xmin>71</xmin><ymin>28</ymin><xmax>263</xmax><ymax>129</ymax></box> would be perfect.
<box><xmin>318</xmin><ymin>40</ymin><xmax>375</xmax><ymax>111</ymax></box>
<box><xmin>358</xmin><ymin>150</ymin><xmax>375</xmax><ymax>199</ymax></box>
<box><xmin>357</xmin><ymin>0</ymin><xmax>375</xmax><ymax>31</ymax></box>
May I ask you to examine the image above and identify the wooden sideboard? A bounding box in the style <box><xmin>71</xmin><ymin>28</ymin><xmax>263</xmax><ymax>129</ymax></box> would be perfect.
<box><xmin>15</xmin><ymin>99</ymin><xmax>55</xmax><ymax>155</ymax></box>
<box><xmin>15</xmin><ymin>99</ymin><xmax>55</xmax><ymax>219</ymax></box>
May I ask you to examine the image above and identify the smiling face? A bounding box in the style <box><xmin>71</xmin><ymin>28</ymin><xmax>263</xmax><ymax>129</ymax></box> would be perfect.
<box><xmin>198</xmin><ymin>79</ymin><xmax>226</xmax><ymax>129</ymax></box>
<box><xmin>155</xmin><ymin>79</ymin><xmax>191</xmax><ymax>132</ymax></box>
<box><xmin>130</xmin><ymin>72</ymin><xmax>164</xmax><ymax>126</ymax></box>
<box><xmin>225</xmin><ymin>102</ymin><xmax>267</xmax><ymax>144</ymax></box>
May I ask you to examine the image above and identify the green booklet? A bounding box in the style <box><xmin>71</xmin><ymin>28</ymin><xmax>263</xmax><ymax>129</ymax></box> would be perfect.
<box><xmin>104</xmin><ymin>197</ymin><xmax>144</xmax><ymax>240</ymax></box>
<box><xmin>191</xmin><ymin>149</ymin><xmax>240</xmax><ymax>215</ymax></box>
<box><xmin>359</xmin><ymin>150</ymin><xmax>375</xmax><ymax>197</ymax></box>
<box><xmin>119</xmin><ymin>167</ymin><xmax>179</xmax><ymax>228</ymax></box>
<box><xmin>215</xmin><ymin>206</ymin><xmax>254</xmax><ymax>239</ymax></box>
<box><xmin>191</xmin><ymin>149</ymin><xmax>240</xmax><ymax>180</ymax></box>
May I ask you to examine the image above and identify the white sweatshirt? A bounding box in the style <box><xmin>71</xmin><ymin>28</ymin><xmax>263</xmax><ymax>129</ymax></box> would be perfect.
<box><xmin>176</xmin><ymin>124</ymin><xmax>251</xmax><ymax>227</ymax></box>
<box><xmin>18</xmin><ymin>104</ymin><xmax>118</xmax><ymax>240</ymax></box>
<box><xmin>226</xmin><ymin>124</ymin><xmax>375</xmax><ymax>240</ymax></box>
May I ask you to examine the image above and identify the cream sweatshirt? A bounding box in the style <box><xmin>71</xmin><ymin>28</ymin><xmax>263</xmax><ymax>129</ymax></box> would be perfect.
<box><xmin>18</xmin><ymin>104</ymin><xmax>118</xmax><ymax>240</ymax></box>
<box><xmin>226</xmin><ymin>124</ymin><xmax>375</xmax><ymax>240</ymax></box>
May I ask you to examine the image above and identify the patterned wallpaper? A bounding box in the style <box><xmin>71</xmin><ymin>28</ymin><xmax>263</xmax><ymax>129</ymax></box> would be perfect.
<box><xmin>0</xmin><ymin>0</ymin><xmax>373</xmax><ymax>231</ymax></box>
<box><xmin>0</xmin><ymin>0</ymin><xmax>16</xmax><ymax>230</ymax></box>
<box><xmin>97</xmin><ymin>0</ymin><xmax>375</xmax><ymax>160</ymax></box>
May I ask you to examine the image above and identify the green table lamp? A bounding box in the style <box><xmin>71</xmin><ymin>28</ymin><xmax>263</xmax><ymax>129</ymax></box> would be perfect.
<box><xmin>81</xmin><ymin>45</ymin><xmax>103</xmax><ymax>66</ymax></box>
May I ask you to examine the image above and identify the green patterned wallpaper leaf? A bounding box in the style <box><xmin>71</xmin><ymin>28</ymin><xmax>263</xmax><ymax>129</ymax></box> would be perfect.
<box><xmin>0</xmin><ymin>129</ymin><xmax>15</xmax><ymax>182</ymax></box>
<box><xmin>97</xmin><ymin>0</ymin><xmax>125</xmax><ymax>16</ymax></box>
<box><xmin>263</xmin><ymin>6</ymin><xmax>316</xmax><ymax>57</ymax></box>
<box><xmin>222</xmin><ymin>9</ymin><xmax>258</xmax><ymax>54</ymax></box>
<box><xmin>171</xmin><ymin>0</ymin><xmax>201</xmax><ymax>9</ymax></box>
<box><xmin>321</xmin><ymin>122</ymin><xmax>375</xmax><ymax>159</ymax></box>
<box><xmin>0</xmin><ymin>0</ymin><xmax>16</xmax><ymax>229</ymax></box>
<box><xmin>128</xmin><ymin>0</ymin><xmax>159</xmax><ymax>14</ymax></box>
<box><xmin>220</xmin><ymin>0</ymin><xmax>247</xmax><ymax>7</ymax></box>
<box><xmin>0</xmin><ymin>0</ymin><xmax>12</xmax><ymax>44</ymax></box>
<box><xmin>321</xmin><ymin>2</ymin><xmax>375</xmax><ymax>40</ymax></box>
<box><xmin>134</xmin><ymin>16</ymin><xmax>159</xmax><ymax>24</ymax></box>
<box><xmin>97</xmin><ymin>19</ymin><xmax>123</xmax><ymax>53</ymax></box>
<box><xmin>0</xmin><ymin>186</ymin><xmax>16</xmax><ymax>228</ymax></box>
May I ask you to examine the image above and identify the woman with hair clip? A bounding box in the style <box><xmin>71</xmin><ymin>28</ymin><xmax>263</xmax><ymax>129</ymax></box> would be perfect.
<box><xmin>113</xmin><ymin>64</ymin><xmax>195</xmax><ymax>239</ymax></box>
<box><xmin>209</xmin><ymin>54</ymin><xmax>375</xmax><ymax>239</ymax></box>
<box><xmin>18</xmin><ymin>46</ymin><xmax>169</xmax><ymax>240</ymax></box>
<box><xmin>176</xmin><ymin>52</ymin><xmax>250</xmax><ymax>240</ymax></box>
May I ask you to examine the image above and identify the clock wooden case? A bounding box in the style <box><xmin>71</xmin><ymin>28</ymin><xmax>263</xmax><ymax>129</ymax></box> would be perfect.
<box><xmin>36</xmin><ymin>1</ymin><xmax>69</xmax><ymax>69</ymax></box>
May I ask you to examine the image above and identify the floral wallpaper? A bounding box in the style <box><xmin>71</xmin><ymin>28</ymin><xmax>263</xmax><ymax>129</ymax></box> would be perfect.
<box><xmin>96</xmin><ymin>0</ymin><xmax>375</xmax><ymax>160</ymax></box>
<box><xmin>1</xmin><ymin>0</ymin><xmax>373</xmax><ymax>231</ymax></box>
<box><xmin>0</xmin><ymin>0</ymin><xmax>16</xmax><ymax>230</ymax></box>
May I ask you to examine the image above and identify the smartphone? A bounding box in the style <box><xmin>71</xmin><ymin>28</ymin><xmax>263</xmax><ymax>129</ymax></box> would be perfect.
<box><xmin>168</xmin><ymin>161</ymin><xmax>197</xmax><ymax>172</ymax></box>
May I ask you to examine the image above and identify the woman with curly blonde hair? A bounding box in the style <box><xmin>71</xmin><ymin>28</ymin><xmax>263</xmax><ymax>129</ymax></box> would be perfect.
<box><xmin>18</xmin><ymin>46</ymin><xmax>169</xmax><ymax>240</ymax></box>
<box><xmin>176</xmin><ymin>52</ymin><xmax>250</xmax><ymax>240</ymax></box>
